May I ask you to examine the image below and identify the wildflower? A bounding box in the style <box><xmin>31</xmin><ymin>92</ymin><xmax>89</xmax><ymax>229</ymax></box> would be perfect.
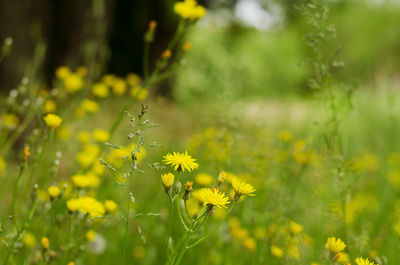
<box><xmin>44</xmin><ymin>113</ymin><xmax>62</xmax><ymax>128</ymax></box>
<box><xmin>218</xmin><ymin>171</ymin><xmax>227</xmax><ymax>184</ymax></box>
<box><xmin>193</xmin><ymin>188</ymin><xmax>230</xmax><ymax>209</ymax></box>
<box><xmin>47</xmin><ymin>186</ymin><xmax>60</xmax><ymax>199</ymax></box>
<box><xmin>161</xmin><ymin>49</ymin><xmax>172</xmax><ymax>59</ymax></box>
<box><xmin>161</xmin><ymin>173</ymin><xmax>175</xmax><ymax>192</ymax></box>
<box><xmin>355</xmin><ymin>257</ymin><xmax>375</xmax><ymax>265</ymax></box>
<box><xmin>86</xmin><ymin>230</ymin><xmax>96</xmax><ymax>242</ymax></box>
<box><xmin>92</xmin><ymin>83</ymin><xmax>109</xmax><ymax>98</ymax></box>
<box><xmin>289</xmin><ymin>221</ymin><xmax>304</xmax><ymax>235</ymax></box>
<box><xmin>41</xmin><ymin>237</ymin><xmax>49</xmax><ymax>250</ymax></box>
<box><xmin>163</xmin><ymin>151</ymin><xmax>199</xmax><ymax>172</ymax></box>
<box><xmin>183</xmin><ymin>181</ymin><xmax>193</xmax><ymax>200</ymax></box>
<box><xmin>126</xmin><ymin>73</ymin><xmax>141</xmax><ymax>86</ymax></box>
<box><xmin>270</xmin><ymin>245</ymin><xmax>284</xmax><ymax>258</ymax></box>
<box><xmin>93</xmin><ymin>129</ymin><xmax>110</xmax><ymax>143</ymax></box>
<box><xmin>112</xmin><ymin>78</ymin><xmax>127</xmax><ymax>96</ymax></box>
<box><xmin>104</xmin><ymin>200</ymin><xmax>118</xmax><ymax>213</ymax></box>
<box><xmin>326</xmin><ymin>237</ymin><xmax>346</xmax><ymax>254</ymax></box>
<box><xmin>334</xmin><ymin>252</ymin><xmax>350</xmax><ymax>263</ymax></box>
<box><xmin>242</xmin><ymin>237</ymin><xmax>256</xmax><ymax>251</ymax></box>
<box><xmin>67</xmin><ymin>262</ymin><xmax>75</xmax><ymax>265</ymax></box>
<box><xmin>78</xmin><ymin>131</ymin><xmax>91</xmax><ymax>143</ymax></box>
<box><xmin>24</xmin><ymin>146</ymin><xmax>30</xmax><ymax>160</ymax></box>
<box><xmin>148</xmin><ymin>20</ymin><xmax>157</xmax><ymax>33</ymax></box>
<box><xmin>195</xmin><ymin>172</ymin><xmax>213</xmax><ymax>186</ymax></box>
<box><xmin>43</xmin><ymin>99</ymin><xmax>57</xmax><ymax>113</ymax></box>
<box><xmin>56</xmin><ymin>66</ymin><xmax>71</xmax><ymax>79</ymax></box>
<box><xmin>231</xmin><ymin>177</ymin><xmax>256</xmax><ymax>199</ymax></box>
<box><xmin>81</xmin><ymin>99</ymin><xmax>99</xmax><ymax>113</ymax></box>
<box><xmin>174</xmin><ymin>0</ymin><xmax>206</xmax><ymax>20</ymax></box>
<box><xmin>66</xmin><ymin>197</ymin><xmax>105</xmax><ymax>218</ymax></box>
<box><xmin>64</xmin><ymin>73</ymin><xmax>84</xmax><ymax>93</ymax></box>
<box><xmin>22</xmin><ymin>232</ymin><xmax>36</xmax><ymax>248</ymax></box>
<box><xmin>2</xmin><ymin>113</ymin><xmax>19</xmax><ymax>129</ymax></box>
<box><xmin>183</xmin><ymin>41</ymin><xmax>192</xmax><ymax>52</ymax></box>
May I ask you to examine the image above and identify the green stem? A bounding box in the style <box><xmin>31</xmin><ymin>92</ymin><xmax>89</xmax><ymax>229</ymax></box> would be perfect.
<box><xmin>166</xmin><ymin>195</ymin><xmax>174</xmax><ymax>259</ymax></box>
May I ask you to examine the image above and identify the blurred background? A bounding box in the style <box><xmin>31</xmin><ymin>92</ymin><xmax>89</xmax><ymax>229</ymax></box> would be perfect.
<box><xmin>1</xmin><ymin>0</ymin><xmax>400</xmax><ymax>101</ymax></box>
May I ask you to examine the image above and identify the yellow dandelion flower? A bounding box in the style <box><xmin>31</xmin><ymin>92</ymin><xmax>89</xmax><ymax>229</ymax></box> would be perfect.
<box><xmin>355</xmin><ymin>257</ymin><xmax>375</xmax><ymax>265</ymax></box>
<box><xmin>86</xmin><ymin>230</ymin><xmax>96</xmax><ymax>242</ymax></box>
<box><xmin>104</xmin><ymin>200</ymin><xmax>118</xmax><ymax>213</ymax></box>
<box><xmin>112</xmin><ymin>78</ymin><xmax>127</xmax><ymax>96</ymax></box>
<box><xmin>335</xmin><ymin>252</ymin><xmax>350</xmax><ymax>263</ymax></box>
<box><xmin>80</xmin><ymin>99</ymin><xmax>99</xmax><ymax>113</ymax></box>
<box><xmin>64</xmin><ymin>73</ymin><xmax>83</xmax><ymax>93</ymax></box>
<box><xmin>270</xmin><ymin>245</ymin><xmax>284</xmax><ymax>258</ymax></box>
<box><xmin>41</xmin><ymin>237</ymin><xmax>49</xmax><ymax>249</ymax></box>
<box><xmin>195</xmin><ymin>172</ymin><xmax>213</xmax><ymax>186</ymax></box>
<box><xmin>44</xmin><ymin>113</ymin><xmax>62</xmax><ymax>128</ymax></box>
<box><xmin>163</xmin><ymin>151</ymin><xmax>199</xmax><ymax>172</ymax></box>
<box><xmin>93</xmin><ymin>129</ymin><xmax>110</xmax><ymax>143</ymax></box>
<box><xmin>174</xmin><ymin>0</ymin><xmax>206</xmax><ymax>20</ymax></box>
<box><xmin>326</xmin><ymin>237</ymin><xmax>346</xmax><ymax>254</ymax></box>
<box><xmin>55</xmin><ymin>66</ymin><xmax>71</xmax><ymax>80</ymax></box>
<box><xmin>92</xmin><ymin>83</ymin><xmax>109</xmax><ymax>98</ymax></box>
<box><xmin>43</xmin><ymin>99</ymin><xmax>57</xmax><ymax>113</ymax></box>
<box><xmin>231</xmin><ymin>177</ymin><xmax>256</xmax><ymax>199</ymax></box>
<box><xmin>161</xmin><ymin>173</ymin><xmax>175</xmax><ymax>189</ymax></box>
<box><xmin>2</xmin><ymin>113</ymin><xmax>19</xmax><ymax>130</ymax></box>
<box><xmin>22</xmin><ymin>232</ymin><xmax>36</xmax><ymax>248</ymax></box>
<box><xmin>67</xmin><ymin>262</ymin><xmax>75</xmax><ymax>265</ymax></box>
<box><xmin>289</xmin><ymin>221</ymin><xmax>304</xmax><ymax>235</ymax></box>
<box><xmin>126</xmin><ymin>73</ymin><xmax>141</xmax><ymax>86</ymax></box>
<box><xmin>72</xmin><ymin>174</ymin><xmax>91</xmax><ymax>188</ymax></box>
<box><xmin>47</xmin><ymin>186</ymin><xmax>60</xmax><ymax>198</ymax></box>
<box><xmin>66</xmin><ymin>197</ymin><xmax>105</xmax><ymax>218</ymax></box>
<box><xmin>242</xmin><ymin>237</ymin><xmax>256</xmax><ymax>251</ymax></box>
<box><xmin>193</xmin><ymin>188</ymin><xmax>230</xmax><ymax>208</ymax></box>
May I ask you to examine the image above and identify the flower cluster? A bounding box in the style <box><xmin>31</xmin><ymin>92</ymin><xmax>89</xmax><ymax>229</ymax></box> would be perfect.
<box><xmin>174</xmin><ymin>0</ymin><xmax>206</xmax><ymax>20</ymax></box>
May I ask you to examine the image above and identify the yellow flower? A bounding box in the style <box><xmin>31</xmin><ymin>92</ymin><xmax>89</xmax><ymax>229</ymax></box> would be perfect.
<box><xmin>355</xmin><ymin>257</ymin><xmax>375</xmax><ymax>265</ymax></box>
<box><xmin>80</xmin><ymin>99</ymin><xmax>99</xmax><ymax>113</ymax></box>
<box><xmin>44</xmin><ymin>113</ymin><xmax>62</xmax><ymax>128</ymax></box>
<box><xmin>67</xmin><ymin>262</ymin><xmax>75</xmax><ymax>265</ymax></box>
<box><xmin>270</xmin><ymin>245</ymin><xmax>284</xmax><ymax>258</ymax></box>
<box><xmin>104</xmin><ymin>200</ymin><xmax>118</xmax><ymax>213</ymax></box>
<box><xmin>163</xmin><ymin>151</ymin><xmax>199</xmax><ymax>172</ymax></box>
<box><xmin>86</xmin><ymin>230</ymin><xmax>96</xmax><ymax>242</ymax></box>
<box><xmin>47</xmin><ymin>186</ymin><xmax>60</xmax><ymax>198</ymax></box>
<box><xmin>126</xmin><ymin>73</ymin><xmax>141</xmax><ymax>86</ymax></box>
<box><xmin>231</xmin><ymin>177</ymin><xmax>256</xmax><ymax>198</ymax></box>
<box><xmin>174</xmin><ymin>0</ymin><xmax>206</xmax><ymax>20</ymax></box>
<box><xmin>22</xmin><ymin>232</ymin><xmax>36</xmax><ymax>248</ymax></box>
<box><xmin>41</xmin><ymin>237</ymin><xmax>49</xmax><ymax>249</ymax></box>
<box><xmin>55</xmin><ymin>66</ymin><xmax>71</xmax><ymax>79</ymax></box>
<box><xmin>161</xmin><ymin>49</ymin><xmax>172</xmax><ymax>59</ymax></box>
<box><xmin>289</xmin><ymin>221</ymin><xmax>304</xmax><ymax>235</ymax></box>
<box><xmin>184</xmin><ymin>181</ymin><xmax>193</xmax><ymax>191</ymax></box>
<box><xmin>2</xmin><ymin>113</ymin><xmax>19</xmax><ymax>129</ymax></box>
<box><xmin>93</xmin><ymin>129</ymin><xmax>110</xmax><ymax>143</ymax></box>
<box><xmin>161</xmin><ymin>173</ymin><xmax>175</xmax><ymax>189</ymax></box>
<box><xmin>78</xmin><ymin>131</ymin><xmax>91</xmax><ymax>143</ymax></box>
<box><xmin>326</xmin><ymin>237</ymin><xmax>346</xmax><ymax>254</ymax></box>
<box><xmin>242</xmin><ymin>237</ymin><xmax>256</xmax><ymax>251</ymax></box>
<box><xmin>66</xmin><ymin>197</ymin><xmax>105</xmax><ymax>218</ymax></box>
<box><xmin>193</xmin><ymin>188</ymin><xmax>230</xmax><ymax>208</ymax></box>
<box><xmin>334</xmin><ymin>252</ymin><xmax>350</xmax><ymax>263</ymax></box>
<box><xmin>72</xmin><ymin>173</ymin><xmax>99</xmax><ymax>189</ymax></box>
<box><xmin>43</xmin><ymin>99</ymin><xmax>57</xmax><ymax>113</ymax></box>
<box><xmin>195</xmin><ymin>172</ymin><xmax>213</xmax><ymax>186</ymax></box>
<box><xmin>92</xmin><ymin>83</ymin><xmax>109</xmax><ymax>98</ymax></box>
<box><xmin>112</xmin><ymin>78</ymin><xmax>127</xmax><ymax>96</ymax></box>
<box><xmin>183</xmin><ymin>41</ymin><xmax>192</xmax><ymax>52</ymax></box>
<box><xmin>64</xmin><ymin>73</ymin><xmax>83</xmax><ymax>93</ymax></box>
